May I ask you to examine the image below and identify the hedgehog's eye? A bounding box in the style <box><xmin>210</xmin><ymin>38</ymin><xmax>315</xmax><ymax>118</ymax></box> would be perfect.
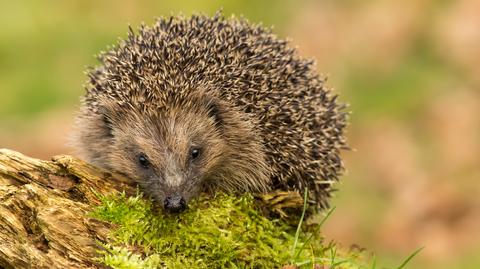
<box><xmin>138</xmin><ymin>153</ymin><xmax>150</xmax><ymax>168</ymax></box>
<box><xmin>190</xmin><ymin>147</ymin><xmax>201</xmax><ymax>161</ymax></box>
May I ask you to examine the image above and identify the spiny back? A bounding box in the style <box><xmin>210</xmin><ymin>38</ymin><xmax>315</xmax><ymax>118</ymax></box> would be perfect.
<box><xmin>84</xmin><ymin>13</ymin><xmax>348</xmax><ymax>208</ymax></box>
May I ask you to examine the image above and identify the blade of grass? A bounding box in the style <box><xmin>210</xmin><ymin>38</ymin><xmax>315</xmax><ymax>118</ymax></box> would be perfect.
<box><xmin>317</xmin><ymin>206</ymin><xmax>336</xmax><ymax>228</ymax></box>
<box><xmin>332</xmin><ymin>258</ymin><xmax>351</xmax><ymax>268</ymax></box>
<box><xmin>329</xmin><ymin>246</ymin><xmax>337</xmax><ymax>267</ymax></box>
<box><xmin>396</xmin><ymin>247</ymin><xmax>424</xmax><ymax>269</ymax></box>
<box><xmin>291</xmin><ymin>188</ymin><xmax>308</xmax><ymax>260</ymax></box>
<box><xmin>370</xmin><ymin>254</ymin><xmax>377</xmax><ymax>269</ymax></box>
<box><xmin>294</xmin><ymin>206</ymin><xmax>335</xmax><ymax>260</ymax></box>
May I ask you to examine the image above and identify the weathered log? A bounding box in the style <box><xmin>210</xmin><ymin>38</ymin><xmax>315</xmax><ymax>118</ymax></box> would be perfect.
<box><xmin>0</xmin><ymin>149</ymin><xmax>135</xmax><ymax>269</ymax></box>
<box><xmin>0</xmin><ymin>149</ymin><xmax>304</xmax><ymax>269</ymax></box>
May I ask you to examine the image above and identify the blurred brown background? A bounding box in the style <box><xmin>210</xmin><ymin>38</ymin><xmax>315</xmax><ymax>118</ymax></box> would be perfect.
<box><xmin>0</xmin><ymin>1</ymin><xmax>479</xmax><ymax>268</ymax></box>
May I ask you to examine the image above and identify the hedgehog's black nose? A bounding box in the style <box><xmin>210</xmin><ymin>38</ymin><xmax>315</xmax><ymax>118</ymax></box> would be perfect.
<box><xmin>164</xmin><ymin>194</ymin><xmax>187</xmax><ymax>213</ymax></box>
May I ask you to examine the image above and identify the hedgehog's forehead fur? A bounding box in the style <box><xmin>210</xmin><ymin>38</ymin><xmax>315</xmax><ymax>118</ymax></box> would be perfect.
<box><xmin>79</xmin><ymin>12</ymin><xmax>348</xmax><ymax>208</ymax></box>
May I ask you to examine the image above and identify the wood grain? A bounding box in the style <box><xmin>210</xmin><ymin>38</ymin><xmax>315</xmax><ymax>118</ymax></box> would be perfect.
<box><xmin>0</xmin><ymin>149</ymin><xmax>135</xmax><ymax>269</ymax></box>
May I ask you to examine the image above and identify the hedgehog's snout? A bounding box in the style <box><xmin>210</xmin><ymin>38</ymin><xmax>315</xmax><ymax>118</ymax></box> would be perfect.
<box><xmin>164</xmin><ymin>194</ymin><xmax>187</xmax><ymax>213</ymax></box>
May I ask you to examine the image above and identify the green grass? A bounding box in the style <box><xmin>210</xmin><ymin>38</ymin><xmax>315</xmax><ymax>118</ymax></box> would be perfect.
<box><xmin>395</xmin><ymin>248</ymin><xmax>424</xmax><ymax>269</ymax></box>
<box><xmin>90</xmin><ymin>192</ymin><xmax>371</xmax><ymax>268</ymax></box>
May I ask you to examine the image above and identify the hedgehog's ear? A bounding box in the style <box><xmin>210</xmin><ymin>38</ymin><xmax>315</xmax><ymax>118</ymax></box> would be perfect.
<box><xmin>94</xmin><ymin>106</ymin><xmax>115</xmax><ymax>139</ymax></box>
<box><xmin>206</xmin><ymin>99</ymin><xmax>223</xmax><ymax>129</ymax></box>
<box><xmin>100</xmin><ymin>112</ymin><xmax>114</xmax><ymax>138</ymax></box>
<box><xmin>97</xmin><ymin>100</ymin><xmax>123</xmax><ymax>138</ymax></box>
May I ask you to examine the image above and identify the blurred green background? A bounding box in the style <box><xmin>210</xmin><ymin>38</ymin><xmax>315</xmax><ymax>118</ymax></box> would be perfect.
<box><xmin>1</xmin><ymin>1</ymin><xmax>479</xmax><ymax>268</ymax></box>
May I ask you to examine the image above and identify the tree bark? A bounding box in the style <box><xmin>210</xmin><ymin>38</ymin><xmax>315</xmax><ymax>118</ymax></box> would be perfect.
<box><xmin>0</xmin><ymin>149</ymin><xmax>135</xmax><ymax>269</ymax></box>
<box><xmin>0</xmin><ymin>149</ymin><xmax>304</xmax><ymax>269</ymax></box>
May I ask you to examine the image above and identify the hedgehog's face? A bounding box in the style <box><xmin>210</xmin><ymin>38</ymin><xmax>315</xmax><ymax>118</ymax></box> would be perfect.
<box><xmin>103</xmin><ymin>101</ymin><xmax>226</xmax><ymax>213</ymax></box>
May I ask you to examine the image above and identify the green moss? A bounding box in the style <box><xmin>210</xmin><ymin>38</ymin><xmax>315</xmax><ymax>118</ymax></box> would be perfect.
<box><xmin>90</xmin><ymin>192</ymin><xmax>370</xmax><ymax>268</ymax></box>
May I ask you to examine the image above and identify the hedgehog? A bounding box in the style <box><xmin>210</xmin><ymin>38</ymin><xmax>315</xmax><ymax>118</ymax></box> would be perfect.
<box><xmin>72</xmin><ymin>13</ymin><xmax>348</xmax><ymax>214</ymax></box>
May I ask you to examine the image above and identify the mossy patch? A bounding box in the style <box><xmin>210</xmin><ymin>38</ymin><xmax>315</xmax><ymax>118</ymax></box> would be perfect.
<box><xmin>90</xmin><ymin>192</ymin><xmax>370</xmax><ymax>268</ymax></box>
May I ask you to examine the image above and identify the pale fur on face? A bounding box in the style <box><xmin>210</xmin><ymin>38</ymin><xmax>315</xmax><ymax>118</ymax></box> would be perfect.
<box><xmin>72</xmin><ymin>93</ymin><xmax>272</xmax><ymax>209</ymax></box>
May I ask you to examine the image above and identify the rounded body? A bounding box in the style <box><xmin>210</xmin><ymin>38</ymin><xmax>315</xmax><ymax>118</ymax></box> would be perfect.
<box><xmin>73</xmin><ymin>13</ymin><xmax>348</xmax><ymax>211</ymax></box>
